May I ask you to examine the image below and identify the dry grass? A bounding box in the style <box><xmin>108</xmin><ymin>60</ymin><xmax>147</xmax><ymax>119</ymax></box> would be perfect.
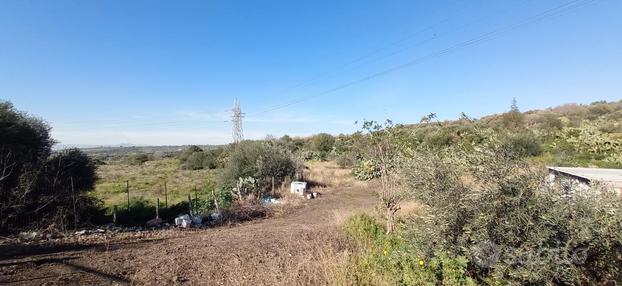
<box><xmin>274</xmin><ymin>231</ymin><xmax>353</xmax><ymax>286</ymax></box>
<box><xmin>304</xmin><ymin>160</ymin><xmax>366</xmax><ymax>190</ymax></box>
<box><xmin>396</xmin><ymin>200</ymin><xmax>424</xmax><ymax>219</ymax></box>
<box><xmin>254</xmin><ymin>161</ymin><xmax>375</xmax><ymax>285</ymax></box>
<box><xmin>200</xmin><ymin>229</ymin><xmax>352</xmax><ymax>286</ymax></box>
<box><xmin>92</xmin><ymin>158</ymin><xmax>218</xmax><ymax>207</ymax></box>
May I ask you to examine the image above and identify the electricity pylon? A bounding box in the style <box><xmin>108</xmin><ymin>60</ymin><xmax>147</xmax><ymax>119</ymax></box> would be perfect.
<box><xmin>232</xmin><ymin>98</ymin><xmax>244</xmax><ymax>144</ymax></box>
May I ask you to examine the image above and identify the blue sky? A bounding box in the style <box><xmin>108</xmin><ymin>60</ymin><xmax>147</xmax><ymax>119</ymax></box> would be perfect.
<box><xmin>1</xmin><ymin>0</ymin><xmax>620</xmax><ymax>146</ymax></box>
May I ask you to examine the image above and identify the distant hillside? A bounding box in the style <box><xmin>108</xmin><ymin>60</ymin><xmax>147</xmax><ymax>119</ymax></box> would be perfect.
<box><xmin>401</xmin><ymin>100</ymin><xmax>622</xmax><ymax>168</ymax></box>
<box><xmin>75</xmin><ymin>145</ymin><xmax>223</xmax><ymax>161</ymax></box>
<box><xmin>480</xmin><ymin>100</ymin><xmax>622</xmax><ymax>131</ymax></box>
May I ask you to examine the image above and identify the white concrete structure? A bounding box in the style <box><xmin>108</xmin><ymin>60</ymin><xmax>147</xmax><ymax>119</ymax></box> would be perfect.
<box><xmin>547</xmin><ymin>166</ymin><xmax>622</xmax><ymax>195</ymax></box>
<box><xmin>290</xmin><ymin>181</ymin><xmax>307</xmax><ymax>196</ymax></box>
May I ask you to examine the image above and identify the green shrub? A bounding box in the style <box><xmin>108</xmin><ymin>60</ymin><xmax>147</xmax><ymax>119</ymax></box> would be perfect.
<box><xmin>423</xmin><ymin>128</ymin><xmax>456</xmax><ymax>148</ymax></box>
<box><xmin>311</xmin><ymin>133</ymin><xmax>335</xmax><ymax>160</ymax></box>
<box><xmin>588</xmin><ymin>103</ymin><xmax>614</xmax><ymax>118</ymax></box>
<box><xmin>221</xmin><ymin>141</ymin><xmax>296</xmax><ymax>198</ymax></box>
<box><xmin>36</xmin><ymin>149</ymin><xmax>100</xmax><ymax>228</ymax></box>
<box><xmin>342</xmin><ymin>214</ymin><xmax>474</xmax><ymax>285</ymax></box>
<box><xmin>182</xmin><ymin>151</ymin><xmax>206</xmax><ymax>170</ymax></box>
<box><xmin>1</xmin><ymin>101</ymin><xmax>53</xmax><ymax>233</ymax></box>
<box><xmin>403</xmin><ymin>144</ymin><xmax>622</xmax><ymax>284</ymax></box>
<box><xmin>127</xmin><ymin>153</ymin><xmax>149</xmax><ymax>165</ymax></box>
<box><xmin>1</xmin><ymin>102</ymin><xmax>103</xmax><ymax>233</ymax></box>
<box><xmin>335</xmin><ymin>153</ymin><xmax>356</xmax><ymax>168</ymax></box>
<box><xmin>344</xmin><ymin>213</ymin><xmax>385</xmax><ymax>245</ymax></box>
<box><xmin>189</xmin><ymin>182</ymin><xmax>231</xmax><ymax>215</ymax></box>
<box><xmin>537</xmin><ymin>113</ymin><xmax>564</xmax><ymax>134</ymax></box>
<box><xmin>352</xmin><ymin>159</ymin><xmax>380</xmax><ymax>181</ymax></box>
<box><xmin>179</xmin><ymin>147</ymin><xmax>224</xmax><ymax>170</ymax></box>
<box><xmin>203</xmin><ymin>149</ymin><xmax>224</xmax><ymax>169</ymax></box>
<box><xmin>500</xmin><ymin>132</ymin><xmax>543</xmax><ymax>157</ymax></box>
<box><xmin>501</xmin><ymin>98</ymin><xmax>525</xmax><ymax>129</ymax></box>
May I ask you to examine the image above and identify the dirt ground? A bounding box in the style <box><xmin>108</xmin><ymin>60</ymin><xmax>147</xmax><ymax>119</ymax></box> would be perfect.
<box><xmin>0</xmin><ymin>164</ymin><xmax>376</xmax><ymax>285</ymax></box>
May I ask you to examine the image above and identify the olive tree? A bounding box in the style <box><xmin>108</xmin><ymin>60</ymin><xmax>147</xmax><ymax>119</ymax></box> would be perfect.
<box><xmin>361</xmin><ymin>120</ymin><xmax>412</xmax><ymax>234</ymax></box>
<box><xmin>403</xmin><ymin>138</ymin><xmax>622</xmax><ymax>284</ymax></box>
<box><xmin>221</xmin><ymin>141</ymin><xmax>297</xmax><ymax>199</ymax></box>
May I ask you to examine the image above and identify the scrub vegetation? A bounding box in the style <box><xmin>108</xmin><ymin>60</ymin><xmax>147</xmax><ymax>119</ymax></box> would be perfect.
<box><xmin>324</xmin><ymin>99</ymin><xmax>622</xmax><ymax>285</ymax></box>
<box><xmin>2</xmin><ymin>99</ymin><xmax>622</xmax><ymax>285</ymax></box>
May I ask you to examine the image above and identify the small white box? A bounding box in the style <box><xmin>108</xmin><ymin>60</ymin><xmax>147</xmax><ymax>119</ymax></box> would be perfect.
<box><xmin>290</xmin><ymin>181</ymin><xmax>307</xmax><ymax>195</ymax></box>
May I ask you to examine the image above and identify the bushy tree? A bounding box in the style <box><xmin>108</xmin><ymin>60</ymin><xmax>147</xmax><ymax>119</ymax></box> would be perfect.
<box><xmin>181</xmin><ymin>151</ymin><xmax>205</xmax><ymax>170</ymax></box>
<box><xmin>178</xmin><ymin>145</ymin><xmax>202</xmax><ymax>168</ymax></box>
<box><xmin>186</xmin><ymin>145</ymin><xmax>204</xmax><ymax>153</ymax></box>
<box><xmin>0</xmin><ymin>102</ymin><xmax>99</xmax><ymax>233</ymax></box>
<box><xmin>179</xmin><ymin>146</ymin><xmax>224</xmax><ymax>170</ymax></box>
<box><xmin>221</xmin><ymin>141</ymin><xmax>296</xmax><ymax>198</ymax></box>
<box><xmin>1</xmin><ymin>102</ymin><xmax>54</xmax><ymax>233</ymax></box>
<box><xmin>38</xmin><ymin>149</ymin><xmax>99</xmax><ymax>229</ymax></box>
<box><xmin>360</xmin><ymin>120</ymin><xmax>410</xmax><ymax>233</ymax></box>
<box><xmin>127</xmin><ymin>153</ymin><xmax>149</xmax><ymax>165</ymax></box>
<box><xmin>310</xmin><ymin>133</ymin><xmax>335</xmax><ymax>160</ymax></box>
<box><xmin>0</xmin><ymin>102</ymin><xmax>53</xmax><ymax>193</ymax></box>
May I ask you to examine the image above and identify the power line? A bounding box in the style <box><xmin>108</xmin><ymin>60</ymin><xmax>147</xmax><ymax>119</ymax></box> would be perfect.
<box><xmin>269</xmin><ymin>0</ymin><xmax>532</xmax><ymax>96</ymax></box>
<box><xmin>51</xmin><ymin>0</ymin><xmax>597</xmax><ymax>131</ymax></box>
<box><xmin>50</xmin><ymin>1</ymin><xmax>503</xmax><ymax>130</ymax></box>
<box><xmin>274</xmin><ymin>1</ymin><xmax>466</xmax><ymax>93</ymax></box>
<box><xmin>248</xmin><ymin>0</ymin><xmax>598</xmax><ymax>116</ymax></box>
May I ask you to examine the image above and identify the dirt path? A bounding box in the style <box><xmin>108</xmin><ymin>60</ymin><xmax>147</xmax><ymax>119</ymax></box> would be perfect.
<box><xmin>0</xmin><ymin>183</ymin><xmax>376</xmax><ymax>285</ymax></box>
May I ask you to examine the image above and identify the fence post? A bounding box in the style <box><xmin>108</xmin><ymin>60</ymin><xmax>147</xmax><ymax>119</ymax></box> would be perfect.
<box><xmin>126</xmin><ymin>180</ymin><xmax>130</xmax><ymax>212</ymax></box>
<box><xmin>212</xmin><ymin>187</ymin><xmax>220</xmax><ymax>213</ymax></box>
<box><xmin>113</xmin><ymin>205</ymin><xmax>117</xmax><ymax>224</ymax></box>
<box><xmin>271</xmin><ymin>176</ymin><xmax>275</xmax><ymax>197</ymax></box>
<box><xmin>71</xmin><ymin>176</ymin><xmax>78</xmax><ymax>228</ymax></box>
<box><xmin>188</xmin><ymin>194</ymin><xmax>193</xmax><ymax>216</ymax></box>
<box><xmin>164</xmin><ymin>181</ymin><xmax>168</xmax><ymax>208</ymax></box>
<box><xmin>156</xmin><ymin>197</ymin><xmax>160</xmax><ymax>219</ymax></box>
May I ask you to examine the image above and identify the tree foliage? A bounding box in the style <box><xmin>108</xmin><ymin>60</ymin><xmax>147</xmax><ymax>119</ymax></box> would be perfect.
<box><xmin>358</xmin><ymin>120</ymin><xmax>411</xmax><ymax>233</ymax></box>
<box><xmin>179</xmin><ymin>146</ymin><xmax>225</xmax><ymax>170</ymax></box>
<box><xmin>403</xmin><ymin>141</ymin><xmax>622</xmax><ymax>284</ymax></box>
<box><xmin>39</xmin><ymin>149</ymin><xmax>99</xmax><ymax>228</ymax></box>
<box><xmin>0</xmin><ymin>101</ymin><xmax>53</xmax><ymax>193</ymax></box>
<box><xmin>311</xmin><ymin>133</ymin><xmax>335</xmax><ymax>153</ymax></box>
<box><xmin>0</xmin><ymin>102</ymin><xmax>99</xmax><ymax>233</ymax></box>
<box><xmin>501</xmin><ymin>98</ymin><xmax>525</xmax><ymax>129</ymax></box>
<box><xmin>221</xmin><ymin>141</ymin><xmax>297</xmax><ymax>198</ymax></box>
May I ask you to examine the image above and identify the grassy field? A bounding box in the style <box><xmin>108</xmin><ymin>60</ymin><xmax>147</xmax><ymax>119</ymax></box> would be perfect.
<box><xmin>91</xmin><ymin>158</ymin><xmax>219</xmax><ymax>208</ymax></box>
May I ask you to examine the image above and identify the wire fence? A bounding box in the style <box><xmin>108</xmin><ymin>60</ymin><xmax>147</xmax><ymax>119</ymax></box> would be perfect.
<box><xmin>108</xmin><ymin>180</ymin><xmax>222</xmax><ymax>226</ymax></box>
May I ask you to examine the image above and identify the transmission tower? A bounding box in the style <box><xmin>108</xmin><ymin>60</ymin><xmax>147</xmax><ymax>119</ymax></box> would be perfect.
<box><xmin>231</xmin><ymin>98</ymin><xmax>244</xmax><ymax>144</ymax></box>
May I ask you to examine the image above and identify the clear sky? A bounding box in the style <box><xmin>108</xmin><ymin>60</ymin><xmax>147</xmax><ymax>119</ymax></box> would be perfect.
<box><xmin>1</xmin><ymin>0</ymin><xmax>620</xmax><ymax>146</ymax></box>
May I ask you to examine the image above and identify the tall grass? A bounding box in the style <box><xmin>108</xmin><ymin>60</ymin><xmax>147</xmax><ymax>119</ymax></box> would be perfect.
<box><xmin>92</xmin><ymin>158</ymin><xmax>219</xmax><ymax>208</ymax></box>
<box><xmin>321</xmin><ymin>213</ymin><xmax>474</xmax><ymax>286</ymax></box>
